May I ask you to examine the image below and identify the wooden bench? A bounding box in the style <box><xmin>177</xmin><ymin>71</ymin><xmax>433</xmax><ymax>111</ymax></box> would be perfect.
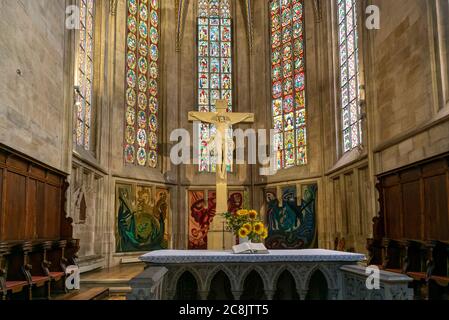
<box><xmin>0</xmin><ymin>239</ymin><xmax>80</xmax><ymax>300</ymax></box>
<box><xmin>1</xmin><ymin>241</ymin><xmax>29</xmax><ymax>300</ymax></box>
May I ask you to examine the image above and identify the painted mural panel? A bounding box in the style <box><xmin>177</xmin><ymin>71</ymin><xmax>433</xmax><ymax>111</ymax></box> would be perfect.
<box><xmin>116</xmin><ymin>183</ymin><xmax>169</xmax><ymax>252</ymax></box>
<box><xmin>188</xmin><ymin>190</ymin><xmax>244</xmax><ymax>249</ymax></box>
<box><xmin>265</xmin><ymin>184</ymin><xmax>317</xmax><ymax>249</ymax></box>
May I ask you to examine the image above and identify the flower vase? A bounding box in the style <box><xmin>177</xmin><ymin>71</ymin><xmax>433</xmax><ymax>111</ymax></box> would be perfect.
<box><xmin>239</xmin><ymin>237</ymin><xmax>249</xmax><ymax>244</ymax></box>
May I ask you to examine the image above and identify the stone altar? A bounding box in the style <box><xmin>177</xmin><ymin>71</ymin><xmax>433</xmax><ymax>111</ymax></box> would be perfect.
<box><xmin>128</xmin><ymin>249</ymin><xmax>367</xmax><ymax>300</ymax></box>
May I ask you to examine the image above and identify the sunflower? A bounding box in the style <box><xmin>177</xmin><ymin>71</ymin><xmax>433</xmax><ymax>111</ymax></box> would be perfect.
<box><xmin>238</xmin><ymin>227</ymin><xmax>249</xmax><ymax>238</ymax></box>
<box><xmin>254</xmin><ymin>222</ymin><xmax>265</xmax><ymax>235</ymax></box>
<box><xmin>261</xmin><ymin>228</ymin><xmax>268</xmax><ymax>239</ymax></box>
<box><xmin>248</xmin><ymin>210</ymin><xmax>258</xmax><ymax>219</ymax></box>
<box><xmin>237</xmin><ymin>209</ymin><xmax>249</xmax><ymax>216</ymax></box>
<box><xmin>242</xmin><ymin>223</ymin><xmax>252</xmax><ymax>232</ymax></box>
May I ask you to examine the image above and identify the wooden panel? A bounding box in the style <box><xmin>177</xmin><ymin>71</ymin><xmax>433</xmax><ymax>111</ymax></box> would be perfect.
<box><xmin>0</xmin><ymin>169</ymin><xmax>3</xmax><ymax>236</ymax></box>
<box><xmin>30</xmin><ymin>165</ymin><xmax>46</xmax><ymax>180</ymax></box>
<box><xmin>0</xmin><ymin>145</ymin><xmax>69</xmax><ymax>242</ymax></box>
<box><xmin>26</xmin><ymin>179</ymin><xmax>37</xmax><ymax>239</ymax></box>
<box><xmin>4</xmin><ymin>171</ymin><xmax>27</xmax><ymax>240</ymax></box>
<box><xmin>47</xmin><ymin>172</ymin><xmax>61</xmax><ymax>186</ymax></box>
<box><xmin>401</xmin><ymin>181</ymin><xmax>422</xmax><ymax>240</ymax></box>
<box><xmin>400</xmin><ymin>168</ymin><xmax>421</xmax><ymax>183</ymax></box>
<box><xmin>383</xmin><ymin>174</ymin><xmax>400</xmax><ymax>187</ymax></box>
<box><xmin>45</xmin><ymin>185</ymin><xmax>61</xmax><ymax>238</ymax></box>
<box><xmin>6</xmin><ymin>155</ymin><xmax>28</xmax><ymax>172</ymax></box>
<box><xmin>35</xmin><ymin>181</ymin><xmax>46</xmax><ymax>238</ymax></box>
<box><xmin>377</xmin><ymin>153</ymin><xmax>449</xmax><ymax>243</ymax></box>
<box><xmin>424</xmin><ymin>174</ymin><xmax>449</xmax><ymax>241</ymax></box>
<box><xmin>422</xmin><ymin>159</ymin><xmax>447</xmax><ymax>177</ymax></box>
<box><xmin>384</xmin><ymin>185</ymin><xmax>402</xmax><ymax>239</ymax></box>
<box><xmin>0</xmin><ymin>152</ymin><xmax>7</xmax><ymax>165</ymax></box>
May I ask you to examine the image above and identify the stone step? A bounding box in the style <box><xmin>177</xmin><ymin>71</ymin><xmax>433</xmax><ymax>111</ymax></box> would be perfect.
<box><xmin>55</xmin><ymin>287</ymin><xmax>110</xmax><ymax>300</ymax></box>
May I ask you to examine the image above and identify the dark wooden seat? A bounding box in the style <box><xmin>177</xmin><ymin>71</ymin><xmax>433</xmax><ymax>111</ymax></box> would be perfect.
<box><xmin>48</xmin><ymin>272</ymin><xmax>65</xmax><ymax>281</ymax></box>
<box><xmin>407</xmin><ymin>272</ymin><xmax>427</xmax><ymax>281</ymax></box>
<box><xmin>30</xmin><ymin>276</ymin><xmax>51</xmax><ymax>286</ymax></box>
<box><xmin>430</xmin><ymin>275</ymin><xmax>449</xmax><ymax>287</ymax></box>
<box><xmin>385</xmin><ymin>268</ymin><xmax>402</xmax><ymax>274</ymax></box>
<box><xmin>1</xmin><ymin>241</ymin><xmax>30</xmax><ymax>300</ymax></box>
<box><xmin>5</xmin><ymin>281</ymin><xmax>28</xmax><ymax>292</ymax></box>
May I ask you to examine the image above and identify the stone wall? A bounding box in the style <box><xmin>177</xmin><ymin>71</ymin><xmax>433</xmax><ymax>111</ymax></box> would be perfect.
<box><xmin>0</xmin><ymin>0</ymin><xmax>71</xmax><ymax>172</ymax></box>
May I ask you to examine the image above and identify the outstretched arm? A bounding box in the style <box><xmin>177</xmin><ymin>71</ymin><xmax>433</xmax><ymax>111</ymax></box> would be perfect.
<box><xmin>188</xmin><ymin>111</ymin><xmax>216</xmax><ymax>124</ymax></box>
<box><xmin>230</xmin><ymin>113</ymin><xmax>255</xmax><ymax>125</ymax></box>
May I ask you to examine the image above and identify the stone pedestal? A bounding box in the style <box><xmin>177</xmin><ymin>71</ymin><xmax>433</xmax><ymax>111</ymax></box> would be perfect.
<box><xmin>340</xmin><ymin>265</ymin><xmax>414</xmax><ymax>300</ymax></box>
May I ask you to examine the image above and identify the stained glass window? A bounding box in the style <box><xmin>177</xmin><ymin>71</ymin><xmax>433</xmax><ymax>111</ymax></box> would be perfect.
<box><xmin>75</xmin><ymin>0</ymin><xmax>95</xmax><ymax>150</ymax></box>
<box><xmin>197</xmin><ymin>0</ymin><xmax>233</xmax><ymax>172</ymax></box>
<box><xmin>124</xmin><ymin>0</ymin><xmax>160</xmax><ymax>167</ymax></box>
<box><xmin>270</xmin><ymin>0</ymin><xmax>307</xmax><ymax>169</ymax></box>
<box><xmin>337</xmin><ymin>0</ymin><xmax>361</xmax><ymax>153</ymax></box>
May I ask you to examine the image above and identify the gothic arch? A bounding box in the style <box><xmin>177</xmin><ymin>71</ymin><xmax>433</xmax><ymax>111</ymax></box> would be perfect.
<box><xmin>303</xmin><ymin>265</ymin><xmax>335</xmax><ymax>292</ymax></box>
<box><xmin>204</xmin><ymin>265</ymin><xmax>237</xmax><ymax>292</ymax></box>
<box><xmin>271</xmin><ymin>265</ymin><xmax>302</xmax><ymax>292</ymax></box>
<box><xmin>167</xmin><ymin>266</ymin><xmax>203</xmax><ymax>296</ymax></box>
<box><xmin>177</xmin><ymin>0</ymin><xmax>253</xmax><ymax>53</ymax></box>
<box><xmin>237</xmin><ymin>266</ymin><xmax>271</xmax><ymax>292</ymax></box>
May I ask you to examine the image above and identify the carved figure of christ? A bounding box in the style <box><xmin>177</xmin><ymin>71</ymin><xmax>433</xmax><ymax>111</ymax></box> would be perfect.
<box><xmin>188</xmin><ymin>99</ymin><xmax>254</xmax><ymax>249</ymax></box>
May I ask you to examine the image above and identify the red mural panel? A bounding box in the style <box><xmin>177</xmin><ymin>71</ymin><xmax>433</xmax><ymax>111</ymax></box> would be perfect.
<box><xmin>188</xmin><ymin>190</ymin><xmax>244</xmax><ymax>249</ymax></box>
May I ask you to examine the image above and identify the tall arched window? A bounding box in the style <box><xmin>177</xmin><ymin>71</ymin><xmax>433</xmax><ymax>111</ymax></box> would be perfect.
<box><xmin>75</xmin><ymin>0</ymin><xmax>95</xmax><ymax>150</ymax></box>
<box><xmin>197</xmin><ymin>0</ymin><xmax>233</xmax><ymax>172</ymax></box>
<box><xmin>336</xmin><ymin>0</ymin><xmax>361</xmax><ymax>153</ymax></box>
<box><xmin>124</xmin><ymin>0</ymin><xmax>160</xmax><ymax>167</ymax></box>
<box><xmin>270</xmin><ymin>0</ymin><xmax>307</xmax><ymax>170</ymax></box>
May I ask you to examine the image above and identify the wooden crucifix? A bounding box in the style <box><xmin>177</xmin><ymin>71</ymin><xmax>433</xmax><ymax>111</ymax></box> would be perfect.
<box><xmin>188</xmin><ymin>99</ymin><xmax>254</xmax><ymax>250</ymax></box>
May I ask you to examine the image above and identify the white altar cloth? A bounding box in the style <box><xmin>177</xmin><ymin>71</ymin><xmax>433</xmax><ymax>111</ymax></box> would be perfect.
<box><xmin>140</xmin><ymin>249</ymin><xmax>365</xmax><ymax>264</ymax></box>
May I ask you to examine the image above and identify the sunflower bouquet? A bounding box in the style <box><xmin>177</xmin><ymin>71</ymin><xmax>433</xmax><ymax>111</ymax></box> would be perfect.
<box><xmin>223</xmin><ymin>209</ymin><xmax>268</xmax><ymax>243</ymax></box>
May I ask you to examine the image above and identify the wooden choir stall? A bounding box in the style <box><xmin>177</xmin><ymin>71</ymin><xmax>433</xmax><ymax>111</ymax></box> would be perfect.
<box><xmin>367</xmin><ymin>153</ymin><xmax>449</xmax><ymax>300</ymax></box>
<box><xmin>0</xmin><ymin>145</ymin><xmax>78</xmax><ymax>300</ymax></box>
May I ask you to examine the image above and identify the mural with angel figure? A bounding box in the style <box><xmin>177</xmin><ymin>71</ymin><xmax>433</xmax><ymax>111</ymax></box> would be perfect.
<box><xmin>116</xmin><ymin>183</ymin><xmax>170</xmax><ymax>252</ymax></box>
<box><xmin>264</xmin><ymin>184</ymin><xmax>317</xmax><ymax>249</ymax></box>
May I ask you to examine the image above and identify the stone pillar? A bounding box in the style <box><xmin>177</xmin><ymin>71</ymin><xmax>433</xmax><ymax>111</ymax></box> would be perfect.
<box><xmin>328</xmin><ymin>289</ymin><xmax>340</xmax><ymax>300</ymax></box>
<box><xmin>232</xmin><ymin>290</ymin><xmax>243</xmax><ymax>300</ymax></box>
<box><xmin>265</xmin><ymin>290</ymin><xmax>275</xmax><ymax>300</ymax></box>
<box><xmin>198</xmin><ymin>291</ymin><xmax>210</xmax><ymax>300</ymax></box>
<box><xmin>298</xmin><ymin>289</ymin><xmax>308</xmax><ymax>300</ymax></box>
